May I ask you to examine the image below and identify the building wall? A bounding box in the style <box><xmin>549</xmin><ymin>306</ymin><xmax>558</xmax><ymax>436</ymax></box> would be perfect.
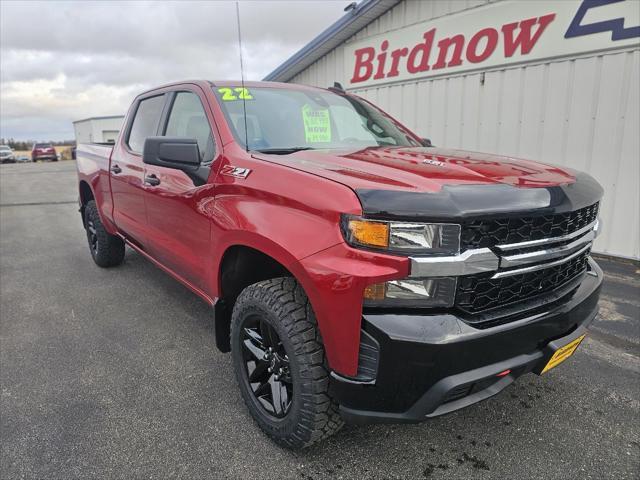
<box><xmin>73</xmin><ymin>117</ymin><xmax>124</xmax><ymax>144</ymax></box>
<box><xmin>73</xmin><ymin>120</ymin><xmax>94</xmax><ymax>144</ymax></box>
<box><xmin>289</xmin><ymin>0</ymin><xmax>640</xmax><ymax>259</ymax></box>
<box><xmin>90</xmin><ymin>117</ymin><xmax>124</xmax><ymax>143</ymax></box>
<box><xmin>101</xmin><ymin>130</ymin><xmax>119</xmax><ymax>143</ymax></box>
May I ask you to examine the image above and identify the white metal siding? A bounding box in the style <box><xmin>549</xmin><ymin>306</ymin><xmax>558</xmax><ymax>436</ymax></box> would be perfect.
<box><xmin>90</xmin><ymin>117</ymin><xmax>123</xmax><ymax>143</ymax></box>
<box><xmin>289</xmin><ymin>0</ymin><xmax>640</xmax><ymax>259</ymax></box>
<box><xmin>73</xmin><ymin>117</ymin><xmax>124</xmax><ymax>144</ymax></box>
<box><xmin>73</xmin><ymin>120</ymin><xmax>94</xmax><ymax>144</ymax></box>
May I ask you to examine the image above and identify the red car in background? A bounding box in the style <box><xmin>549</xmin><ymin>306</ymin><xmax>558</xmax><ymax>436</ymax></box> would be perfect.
<box><xmin>31</xmin><ymin>143</ymin><xmax>57</xmax><ymax>162</ymax></box>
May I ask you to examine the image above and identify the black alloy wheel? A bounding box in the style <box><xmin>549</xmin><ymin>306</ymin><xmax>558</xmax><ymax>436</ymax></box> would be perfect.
<box><xmin>86</xmin><ymin>217</ymin><xmax>99</xmax><ymax>257</ymax></box>
<box><xmin>83</xmin><ymin>200</ymin><xmax>125</xmax><ymax>267</ymax></box>
<box><xmin>240</xmin><ymin>314</ymin><xmax>293</xmax><ymax>418</ymax></box>
<box><xmin>230</xmin><ymin>278</ymin><xmax>344</xmax><ymax>448</ymax></box>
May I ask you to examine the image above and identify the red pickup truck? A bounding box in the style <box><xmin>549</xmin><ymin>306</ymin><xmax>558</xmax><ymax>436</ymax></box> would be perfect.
<box><xmin>76</xmin><ymin>80</ymin><xmax>603</xmax><ymax>448</ymax></box>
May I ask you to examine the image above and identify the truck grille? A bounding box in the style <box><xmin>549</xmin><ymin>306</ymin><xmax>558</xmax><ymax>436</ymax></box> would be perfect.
<box><xmin>460</xmin><ymin>202</ymin><xmax>599</xmax><ymax>250</ymax></box>
<box><xmin>456</xmin><ymin>249</ymin><xmax>590</xmax><ymax>314</ymax></box>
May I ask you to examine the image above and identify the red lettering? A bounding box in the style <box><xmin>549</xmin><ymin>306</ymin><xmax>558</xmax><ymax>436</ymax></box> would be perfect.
<box><xmin>373</xmin><ymin>40</ymin><xmax>389</xmax><ymax>80</ymax></box>
<box><xmin>502</xmin><ymin>14</ymin><xmax>556</xmax><ymax>57</ymax></box>
<box><xmin>432</xmin><ymin>34</ymin><xmax>465</xmax><ymax>70</ymax></box>
<box><xmin>387</xmin><ymin>47</ymin><xmax>409</xmax><ymax>77</ymax></box>
<box><xmin>352</xmin><ymin>12</ymin><xmax>556</xmax><ymax>83</ymax></box>
<box><xmin>466</xmin><ymin>28</ymin><xmax>498</xmax><ymax>63</ymax></box>
<box><xmin>407</xmin><ymin>29</ymin><xmax>436</xmax><ymax>73</ymax></box>
<box><xmin>350</xmin><ymin>47</ymin><xmax>375</xmax><ymax>83</ymax></box>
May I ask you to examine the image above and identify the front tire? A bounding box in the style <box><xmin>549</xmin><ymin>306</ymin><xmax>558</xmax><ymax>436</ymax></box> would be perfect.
<box><xmin>84</xmin><ymin>200</ymin><xmax>125</xmax><ymax>267</ymax></box>
<box><xmin>230</xmin><ymin>277</ymin><xmax>344</xmax><ymax>448</ymax></box>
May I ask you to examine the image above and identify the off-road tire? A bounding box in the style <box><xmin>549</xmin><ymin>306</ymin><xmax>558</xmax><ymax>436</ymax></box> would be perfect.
<box><xmin>231</xmin><ymin>277</ymin><xmax>344</xmax><ymax>448</ymax></box>
<box><xmin>84</xmin><ymin>200</ymin><xmax>125</xmax><ymax>267</ymax></box>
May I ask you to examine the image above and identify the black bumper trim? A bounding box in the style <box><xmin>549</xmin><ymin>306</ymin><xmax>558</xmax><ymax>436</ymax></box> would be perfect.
<box><xmin>331</xmin><ymin>260</ymin><xmax>602</xmax><ymax>424</ymax></box>
<box><xmin>338</xmin><ymin>351</ymin><xmax>538</xmax><ymax>424</ymax></box>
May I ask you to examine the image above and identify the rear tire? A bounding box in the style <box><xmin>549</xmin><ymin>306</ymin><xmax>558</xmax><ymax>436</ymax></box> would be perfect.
<box><xmin>230</xmin><ymin>277</ymin><xmax>344</xmax><ymax>448</ymax></box>
<box><xmin>84</xmin><ymin>200</ymin><xmax>125</xmax><ymax>267</ymax></box>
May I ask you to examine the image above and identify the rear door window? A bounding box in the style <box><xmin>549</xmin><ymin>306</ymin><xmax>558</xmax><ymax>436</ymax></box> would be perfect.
<box><xmin>127</xmin><ymin>95</ymin><xmax>165</xmax><ymax>153</ymax></box>
<box><xmin>164</xmin><ymin>92</ymin><xmax>215</xmax><ymax>164</ymax></box>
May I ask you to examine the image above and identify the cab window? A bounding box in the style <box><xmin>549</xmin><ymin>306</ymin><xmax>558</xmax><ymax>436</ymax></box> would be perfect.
<box><xmin>127</xmin><ymin>94</ymin><xmax>165</xmax><ymax>153</ymax></box>
<box><xmin>165</xmin><ymin>92</ymin><xmax>215</xmax><ymax>164</ymax></box>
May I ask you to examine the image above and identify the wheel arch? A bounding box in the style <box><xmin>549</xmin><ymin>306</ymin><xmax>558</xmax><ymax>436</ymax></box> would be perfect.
<box><xmin>78</xmin><ymin>179</ymin><xmax>117</xmax><ymax>235</ymax></box>
<box><xmin>78</xmin><ymin>180</ymin><xmax>95</xmax><ymax>227</ymax></box>
<box><xmin>212</xmin><ymin>239</ymin><xmax>324</xmax><ymax>355</ymax></box>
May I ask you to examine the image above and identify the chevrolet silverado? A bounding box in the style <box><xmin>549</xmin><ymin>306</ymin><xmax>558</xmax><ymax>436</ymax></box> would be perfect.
<box><xmin>76</xmin><ymin>80</ymin><xmax>603</xmax><ymax>448</ymax></box>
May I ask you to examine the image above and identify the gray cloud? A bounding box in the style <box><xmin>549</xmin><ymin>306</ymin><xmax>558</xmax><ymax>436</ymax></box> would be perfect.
<box><xmin>0</xmin><ymin>0</ymin><xmax>350</xmax><ymax>141</ymax></box>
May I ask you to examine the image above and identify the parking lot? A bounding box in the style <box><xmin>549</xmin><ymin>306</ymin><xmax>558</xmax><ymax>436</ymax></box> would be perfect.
<box><xmin>1</xmin><ymin>161</ymin><xmax>638</xmax><ymax>479</ymax></box>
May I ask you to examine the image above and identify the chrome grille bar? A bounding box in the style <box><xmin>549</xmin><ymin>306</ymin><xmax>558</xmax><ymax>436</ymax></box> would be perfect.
<box><xmin>494</xmin><ymin>219</ymin><xmax>598</xmax><ymax>252</ymax></box>
<box><xmin>491</xmin><ymin>244</ymin><xmax>592</xmax><ymax>279</ymax></box>
<box><xmin>409</xmin><ymin>248</ymin><xmax>499</xmax><ymax>277</ymax></box>
<box><xmin>499</xmin><ymin>229</ymin><xmax>595</xmax><ymax>269</ymax></box>
<box><xmin>409</xmin><ymin>220</ymin><xmax>598</xmax><ymax>278</ymax></box>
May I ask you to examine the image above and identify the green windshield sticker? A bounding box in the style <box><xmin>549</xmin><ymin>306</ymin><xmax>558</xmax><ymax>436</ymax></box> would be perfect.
<box><xmin>302</xmin><ymin>104</ymin><xmax>331</xmax><ymax>143</ymax></box>
<box><xmin>217</xmin><ymin>87</ymin><xmax>253</xmax><ymax>101</ymax></box>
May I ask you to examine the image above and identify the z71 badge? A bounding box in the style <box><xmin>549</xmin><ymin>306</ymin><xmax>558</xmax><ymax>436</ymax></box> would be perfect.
<box><xmin>423</xmin><ymin>159</ymin><xmax>445</xmax><ymax>167</ymax></box>
<box><xmin>221</xmin><ymin>165</ymin><xmax>251</xmax><ymax>179</ymax></box>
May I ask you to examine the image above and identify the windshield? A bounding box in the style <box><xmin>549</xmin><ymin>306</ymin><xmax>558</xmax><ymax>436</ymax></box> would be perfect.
<box><xmin>213</xmin><ymin>86</ymin><xmax>420</xmax><ymax>152</ymax></box>
<box><xmin>0</xmin><ymin>146</ymin><xmax>10</xmax><ymax>151</ymax></box>
<box><xmin>35</xmin><ymin>143</ymin><xmax>52</xmax><ymax>148</ymax></box>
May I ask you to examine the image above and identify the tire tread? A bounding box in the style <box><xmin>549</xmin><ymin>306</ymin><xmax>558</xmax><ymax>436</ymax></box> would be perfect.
<box><xmin>231</xmin><ymin>277</ymin><xmax>344</xmax><ymax>448</ymax></box>
<box><xmin>84</xmin><ymin>200</ymin><xmax>125</xmax><ymax>268</ymax></box>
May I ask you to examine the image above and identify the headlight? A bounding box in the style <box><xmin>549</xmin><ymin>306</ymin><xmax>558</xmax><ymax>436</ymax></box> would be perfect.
<box><xmin>364</xmin><ymin>277</ymin><xmax>457</xmax><ymax>308</ymax></box>
<box><xmin>341</xmin><ymin>215</ymin><xmax>461</xmax><ymax>255</ymax></box>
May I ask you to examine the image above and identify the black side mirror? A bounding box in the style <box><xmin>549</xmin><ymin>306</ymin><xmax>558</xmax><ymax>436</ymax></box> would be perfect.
<box><xmin>143</xmin><ymin>137</ymin><xmax>201</xmax><ymax>170</ymax></box>
<box><xmin>421</xmin><ymin>138</ymin><xmax>433</xmax><ymax>147</ymax></box>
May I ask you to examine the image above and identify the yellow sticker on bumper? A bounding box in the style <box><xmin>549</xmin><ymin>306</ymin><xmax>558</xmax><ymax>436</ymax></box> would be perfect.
<box><xmin>542</xmin><ymin>334</ymin><xmax>586</xmax><ymax>374</ymax></box>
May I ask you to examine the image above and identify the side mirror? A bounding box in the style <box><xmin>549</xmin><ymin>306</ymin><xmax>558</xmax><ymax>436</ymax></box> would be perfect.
<box><xmin>421</xmin><ymin>138</ymin><xmax>433</xmax><ymax>147</ymax></box>
<box><xmin>143</xmin><ymin>137</ymin><xmax>201</xmax><ymax>170</ymax></box>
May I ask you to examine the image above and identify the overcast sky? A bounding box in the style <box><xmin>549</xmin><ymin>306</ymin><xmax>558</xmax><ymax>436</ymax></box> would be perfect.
<box><xmin>0</xmin><ymin>0</ymin><xmax>350</xmax><ymax>141</ymax></box>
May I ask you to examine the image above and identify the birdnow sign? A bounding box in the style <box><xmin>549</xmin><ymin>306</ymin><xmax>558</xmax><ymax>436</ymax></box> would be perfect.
<box><xmin>344</xmin><ymin>0</ymin><xmax>640</xmax><ymax>88</ymax></box>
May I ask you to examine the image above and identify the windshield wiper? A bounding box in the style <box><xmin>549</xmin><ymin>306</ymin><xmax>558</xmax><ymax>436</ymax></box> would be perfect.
<box><xmin>253</xmin><ymin>147</ymin><xmax>315</xmax><ymax>155</ymax></box>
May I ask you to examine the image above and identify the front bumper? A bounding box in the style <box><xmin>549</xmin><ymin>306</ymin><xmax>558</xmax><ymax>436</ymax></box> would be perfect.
<box><xmin>330</xmin><ymin>258</ymin><xmax>602</xmax><ymax>424</ymax></box>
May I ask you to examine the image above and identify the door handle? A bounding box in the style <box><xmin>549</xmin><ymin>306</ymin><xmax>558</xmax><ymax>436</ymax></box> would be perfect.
<box><xmin>110</xmin><ymin>165</ymin><xmax>122</xmax><ymax>174</ymax></box>
<box><xmin>144</xmin><ymin>174</ymin><xmax>161</xmax><ymax>186</ymax></box>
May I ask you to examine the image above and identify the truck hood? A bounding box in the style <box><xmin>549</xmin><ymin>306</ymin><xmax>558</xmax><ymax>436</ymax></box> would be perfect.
<box><xmin>253</xmin><ymin>146</ymin><xmax>576</xmax><ymax>192</ymax></box>
<box><xmin>253</xmin><ymin>146</ymin><xmax>602</xmax><ymax>219</ymax></box>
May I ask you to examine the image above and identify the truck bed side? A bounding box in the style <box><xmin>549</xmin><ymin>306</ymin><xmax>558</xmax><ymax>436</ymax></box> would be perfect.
<box><xmin>76</xmin><ymin>143</ymin><xmax>118</xmax><ymax>234</ymax></box>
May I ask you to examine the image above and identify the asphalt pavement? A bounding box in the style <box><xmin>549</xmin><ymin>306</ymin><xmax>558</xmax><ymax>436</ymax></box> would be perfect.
<box><xmin>1</xmin><ymin>161</ymin><xmax>639</xmax><ymax>479</ymax></box>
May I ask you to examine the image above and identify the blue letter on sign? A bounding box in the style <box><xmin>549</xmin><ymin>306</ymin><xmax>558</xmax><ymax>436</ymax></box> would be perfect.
<box><xmin>565</xmin><ymin>0</ymin><xmax>640</xmax><ymax>41</ymax></box>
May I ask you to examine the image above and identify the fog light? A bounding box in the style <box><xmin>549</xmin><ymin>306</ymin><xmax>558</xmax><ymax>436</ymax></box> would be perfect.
<box><xmin>363</xmin><ymin>277</ymin><xmax>456</xmax><ymax>308</ymax></box>
<box><xmin>363</xmin><ymin>282</ymin><xmax>386</xmax><ymax>301</ymax></box>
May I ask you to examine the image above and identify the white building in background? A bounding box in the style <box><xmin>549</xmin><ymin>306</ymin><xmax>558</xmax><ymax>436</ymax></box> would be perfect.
<box><xmin>265</xmin><ymin>0</ymin><xmax>640</xmax><ymax>260</ymax></box>
<box><xmin>73</xmin><ymin>115</ymin><xmax>124</xmax><ymax>144</ymax></box>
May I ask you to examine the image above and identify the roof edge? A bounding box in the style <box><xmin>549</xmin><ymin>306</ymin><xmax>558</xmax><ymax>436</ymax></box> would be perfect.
<box><xmin>72</xmin><ymin>115</ymin><xmax>125</xmax><ymax>124</ymax></box>
<box><xmin>263</xmin><ymin>0</ymin><xmax>400</xmax><ymax>83</ymax></box>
